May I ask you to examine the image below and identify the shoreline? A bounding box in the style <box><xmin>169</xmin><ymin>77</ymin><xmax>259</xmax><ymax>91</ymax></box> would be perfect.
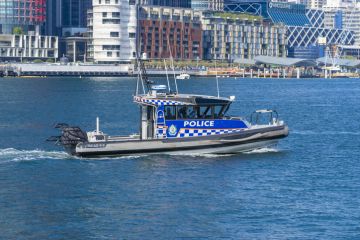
<box><xmin>1</xmin><ymin>63</ymin><xmax>359</xmax><ymax>79</ymax></box>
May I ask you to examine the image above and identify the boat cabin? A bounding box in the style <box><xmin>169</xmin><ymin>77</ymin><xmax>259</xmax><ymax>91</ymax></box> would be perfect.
<box><xmin>134</xmin><ymin>90</ymin><xmax>248</xmax><ymax>140</ymax></box>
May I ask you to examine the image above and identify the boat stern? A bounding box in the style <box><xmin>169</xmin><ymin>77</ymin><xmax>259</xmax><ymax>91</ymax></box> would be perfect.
<box><xmin>47</xmin><ymin>123</ymin><xmax>88</xmax><ymax>156</ymax></box>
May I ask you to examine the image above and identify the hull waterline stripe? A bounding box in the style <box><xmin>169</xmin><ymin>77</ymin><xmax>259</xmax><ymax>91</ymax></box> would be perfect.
<box><xmin>75</xmin><ymin>134</ymin><xmax>287</xmax><ymax>157</ymax></box>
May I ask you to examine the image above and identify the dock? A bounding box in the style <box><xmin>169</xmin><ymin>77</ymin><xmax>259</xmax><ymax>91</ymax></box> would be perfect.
<box><xmin>1</xmin><ymin>63</ymin><xmax>132</xmax><ymax>77</ymax></box>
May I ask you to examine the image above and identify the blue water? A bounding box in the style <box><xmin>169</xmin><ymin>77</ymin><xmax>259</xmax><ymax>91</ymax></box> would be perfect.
<box><xmin>0</xmin><ymin>77</ymin><xmax>360</xmax><ymax>239</ymax></box>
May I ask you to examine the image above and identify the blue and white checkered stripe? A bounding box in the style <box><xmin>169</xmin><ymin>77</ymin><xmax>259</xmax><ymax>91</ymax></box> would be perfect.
<box><xmin>178</xmin><ymin>129</ymin><xmax>243</xmax><ymax>138</ymax></box>
<box><xmin>156</xmin><ymin>126</ymin><xmax>166</xmax><ymax>139</ymax></box>
<box><xmin>134</xmin><ymin>96</ymin><xmax>188</xmax><ymax>106</ymax></box>
<box><xmin>143</xmin><ymin>99</ymin><xmax>184</xmax><ymax>105</ymax></box>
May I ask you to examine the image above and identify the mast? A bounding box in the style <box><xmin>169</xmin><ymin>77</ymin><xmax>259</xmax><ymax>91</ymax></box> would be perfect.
<box><xmin>215</xmin><ymin>56</ymin><xmax>220</xmax><ymax>98</ymax></box>
<box><xmin>164</xmin><ymin>59</ymin><xmax>171</xmax><ymax>92</ymax></box>
<box><xmin>167</xmin><ymin>36</ymin><xmax>178</xmax><ymax>93</ymax></box>
<box><xmin>137</xmin><ymin>57</ymin><xmax>153</xmax><ymax>93</ymax></box>
<box><xmin>135</xmin><ymin>2</ymin><xmax>151</xmax><ymax>94</ymax></box>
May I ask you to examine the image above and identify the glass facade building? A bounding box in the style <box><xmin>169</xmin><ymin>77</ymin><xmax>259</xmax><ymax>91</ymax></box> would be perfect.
<box><xmin>267</xmin><ymin>2</ymin><xmax>311</xmax><ymax>26</ymax></box>
<box><xmin>224</xmin><ymin>0</ymin><xmax>355</xmax><ymax>59</ymax></box>
<box><xmin>45</xmin><ymin>0</ymin><xmax>92</xmax><ymax>37</ymax></box>
<box><xmin>149</xmin><ymin>0</ymin><xmax>191</xmax><ymax>8</ymax></box>
<box><xmin>61</xmin><ymin>0</ymin><xmax>92</xmax><ymax>29</ymax></box>
<box><xmin>143</xmin><ymin>0</ymin><xmax>191</xmax><ymax>8</ymax></box>
<box><xmin>192</xmin><ymin>0</ymin><xmax>224</xmax><ymax>11</ymax></box>
<box><xmin>0</xmin><ymin>0</ymin><xmax>46</xmax><ymax>34</ymax></box>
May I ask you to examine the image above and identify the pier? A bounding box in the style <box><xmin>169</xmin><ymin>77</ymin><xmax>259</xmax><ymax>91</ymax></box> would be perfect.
<box><xmin>2</xmin><ymin>63</ymin><xmax>132</xmax><ymax>77</ymax></box>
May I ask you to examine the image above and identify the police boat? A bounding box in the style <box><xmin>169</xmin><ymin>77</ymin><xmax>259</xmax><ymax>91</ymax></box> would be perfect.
<box><xmin>48</xmin><ymin>61</ymin><xmax>288</xmax><ymax>157</ymax></box>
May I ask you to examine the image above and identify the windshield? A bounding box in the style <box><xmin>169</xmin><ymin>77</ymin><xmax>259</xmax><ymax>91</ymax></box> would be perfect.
<box><xmin>164</xmin><ymin>105</ymin><xmax>228</xmax><ymax>120</ymax></box>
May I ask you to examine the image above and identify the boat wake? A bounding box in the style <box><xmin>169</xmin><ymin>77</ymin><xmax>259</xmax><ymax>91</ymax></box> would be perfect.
<box><xmin>0</xmin><ymin>148</ymin><xmax>71</xmax><ymax>164</ymax></box>
<box><xmin>243</xmin><ymin>147</ymin><xmax>280</xmax><ymax>154</ymax></box>
<box><xmin>169</xmin><ymin>152</ymin><xmax>233</xmax><ymax>158</ymax></box>
<box><xmin>0</xmin><ymin>148</ymin><xmax>145</xmax><ymax>163</ymax></box>
<box><xmin>169</xmin><ymin>147</ymin><xmax>281</xmax><ymax>158</ymax></box>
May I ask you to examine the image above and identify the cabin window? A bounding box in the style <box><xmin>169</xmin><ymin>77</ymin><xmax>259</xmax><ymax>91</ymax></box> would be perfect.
<box><xmin>223</xmin><ymin>104</ymin><xmax>230</xmax><ymax>116</ymax></box>
<box><xmin>214</xmin><ymin>105</ymin><xmax>224</xmax><ymax>119</ymax></box>
<box><xmin>177</xmin><ymin>106</ymin><xmax>187</xmax><ymax>119</ymax></box>
<box><xmin>198</xmin><ymin>106</ymin><xmax>212</xmax><ymax>119</ymax></box>
<box><xmin>165</xmin><ymin>105</ymin><xmax>226</xmax><ymax>120</ymax></box>
<box><xmin>186</xmin><ymin>106</ymin><xmax>196</xmax><ymax>119</ymax></box>
<box><xmin>164</xmin><ymin>106</ymin><xmax>176</xmax><ymax>120</ymax></box>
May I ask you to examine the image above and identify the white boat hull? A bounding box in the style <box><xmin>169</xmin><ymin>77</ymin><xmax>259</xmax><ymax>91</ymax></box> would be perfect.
<box><xmin>73</xmin><ymin>125</ymin><xmax>288</xmax><ymax>157</ymax></box>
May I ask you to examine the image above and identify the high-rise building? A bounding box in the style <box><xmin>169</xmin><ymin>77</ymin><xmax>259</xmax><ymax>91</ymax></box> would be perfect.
<box><xmin>139</xmin><ymin>6</ymin><xmax>203</xmax><ymax>60</ymax></box>
<box><xmin>323</xmin><ymin>1</ymin><xmax>360</xmax><ymax>44</ymax></box>
<box><xmin>308</xmin><ymin>0</ymin><xmax>327</xmax><ymax>9</ymax></box>
<box><xmin>46</xmin><ymin>0</ymin><xmax>92</xmax><ymax>37</ymax></box>
<box><xmin>201</xmin><ymin>12</ymin><xmax>287</xmax><ymax>60</ymax></box>
<box><xmin>45</xmin><ymin>0</ymin><xmax>92</xmax><ymax>62</ymax></box>
<box><xmin>61</xmin><ymin>0</ymin><xmax>92</xmax><ymax>36</ymax></box>
<box><xmin>142</xmin><ymin>0</ymin><xmax>191</xmax><ymax>8</ymax></box>
<box><xmin>87</xmin><ymin>0</ymin><xmax>137</xmax><ymax>63</ymax></box>
<box><xmin>0</xmin><ymin>0</ymin><xmax>46</xmax><ymax>35</ymax></box>
<box><xmin>223</xmin><ymin>0</ymin><xmax>355</xmax><ymax>58</ymax></box>
<box><xmin>0</xmin><ymin>0</ymin><xmax>58</xmax><ymax>61</ymax></box>
<box><xmin>192</xmin><ymin>0</ymin><xmax>224</xmax><ymax>11</ymax></box>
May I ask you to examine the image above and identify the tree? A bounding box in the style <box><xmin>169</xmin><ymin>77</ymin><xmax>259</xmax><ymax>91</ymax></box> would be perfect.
<box><xmin>13</xmin><ymin>27</ymin><xmax>23</xmax><ymax>35</ymax></box>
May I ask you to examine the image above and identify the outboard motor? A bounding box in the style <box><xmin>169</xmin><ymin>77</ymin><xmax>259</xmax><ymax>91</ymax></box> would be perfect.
<box><xmin>47</xmin><ymin>123</ymin><xmax>88</xmax><ymax>155</ymax></box>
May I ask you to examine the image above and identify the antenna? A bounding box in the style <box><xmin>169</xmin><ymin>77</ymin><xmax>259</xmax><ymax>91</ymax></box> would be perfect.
<box><xmin>214</xmin><ymin>56</ymin><xmax>220</xmax><ymax>98</ymax></box>
<box><xmin>96</xmin><ymin>117</ymin><xmax>100</xmax><ymax>134</ymax></box>
<box><xmin>167</xmin><ymin>36</ymin><xmax>178</xmax><ymax>93</ymax></box>
<box><xmin>135</xmin><ymin>67</ymin><xmax>140</xmax><ymax>95</ymax></box>
<box><xmin>164</xmin><ymin>59</ymin><xmax>171</xmax><ymax>92</ymax></box>
<box><xmin>136</xmin><ymin>57</ymin><xmax>146</xmax><ymax>94</ymax></box>
<box><xmin>137</xmin><ymin>57</ymin><xmax>153</xmax><ymax>93</ymax></box>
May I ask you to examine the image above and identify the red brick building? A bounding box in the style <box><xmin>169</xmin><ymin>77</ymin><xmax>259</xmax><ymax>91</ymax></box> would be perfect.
<box><xmin>139</xmin><ymin>6</ymin><xmax>203</xmax><ymax>60</ymax></box>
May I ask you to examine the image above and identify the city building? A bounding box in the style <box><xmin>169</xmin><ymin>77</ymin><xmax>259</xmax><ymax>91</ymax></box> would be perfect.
<box><xmin>308</xmin><ymin>0</ymin><xmax>326</xmax><ymax>9</ymax></box>
<box><xmin>0</xmin><ymin>0</ymin><xmax>58</xmax><ymax>61</ymax></box>
<box><xmin>201</xmin><ymin>12</ymin><xmax>287</xmax><ymax>60</ymax></box>
<box><xmin>87</xmin><ymin>0</ymin><xmax>137</xmax><ymax>64</ymax></box>
<box><xmin>192</xmin><ymin>0</ymin><xmax>224</xmax><ymax>11</ymax></box>
<box><xmin>323</xmin><ymin>1</ymin><xmax>360</xmax><ymax>45</ymax></box>
<box><xmin>224</xmin><ymin>0</ymin><xmax>355</xmax><ymax>59</ymax></box>
<box><xmin>45</xmin><ymin>0</ymin><xmax>92</xmax><ymax>62</ymax></box>
<box><xmin>61</xmin><ymin>0</ymin><xmax>92</xmax><ymax>37</ymax></box>
<box><xmin>223</xmin><ymin>0</ymin><xmax>266</xmax><ymax>15</ymax></box>
<box><xmin>140</xmin><ymin>0</ymin><xmax>191</xmax><ymax>8</ymax></box>
<box><xmin>306</xmin><ymin>8</ymin><xmax>325</xmax><ymax>28</ymax></box>
<box><xmin>139</xmin><ymin>6</ymin><xmax>203</xmax><ymax>60</ymax></box>
<box><xmin>0</xmin><ymin>0</ymin><xmax>46</xmax><ymax>34</ymax></box>
<box><xmin>0</xmin><ymin>34</ymin><xmax>58</xmax><ymax>61</ymax></box>
<box><xmin>46</xmin><ymin>0</ymin><xmax>92</xmax><ymax>37</ymax></box>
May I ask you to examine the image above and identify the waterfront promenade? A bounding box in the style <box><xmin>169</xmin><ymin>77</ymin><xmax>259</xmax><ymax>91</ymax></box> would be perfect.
<box><xmin>0</xmin><ymin>63</ymin><xmax>195</xmax><ymax>77</ymax></box>
<box><xmin>1</xmin><ymin>62</ymin><xmax>359</xmax><ymax>78</ymax></box>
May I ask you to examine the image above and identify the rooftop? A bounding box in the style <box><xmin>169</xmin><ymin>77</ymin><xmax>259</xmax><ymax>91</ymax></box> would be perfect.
<box><xmin>134</xmin><ymin>94</ymin><xmax>232</xmax><ymax>106</ymax></box>
<box><xmin>317</xmin><ymin>57</ymin><xmax>360</xmax><ymax>68</ymax></box>
<box><xmin>234</xmin><ymin>56</ymin><xmax>317</xmax><ymax>67</ymax></box>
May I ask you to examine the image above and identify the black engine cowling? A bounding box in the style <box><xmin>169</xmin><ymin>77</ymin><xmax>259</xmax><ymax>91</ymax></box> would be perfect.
<box><xmin>47</xmin><ymin>123</ymin><xmax>88</xmax><ymax>155</ymax></box>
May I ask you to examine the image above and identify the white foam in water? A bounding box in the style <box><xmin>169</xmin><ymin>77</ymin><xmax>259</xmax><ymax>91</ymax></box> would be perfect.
<box><xmin>169</xmin><ymin>152</ymin><xmax>231</xmax><ymax>158</ymax></box>
<box><xmin>0</xmin><ymin>148</ymin><xmax>71</xmax><ymax>164</ymax></box>
<box><xmin>86</xmin><ymin>155</ymin><xmax>143</xmax><ymax>161</ymax></box>
<box><xmin>0</xmin><ymin>147</ymin><xmax>282</xmax><ymax>163</ymax></box>
<box><xmin>0</xmin><ymin>148</ymin><xmax>145</xmax><ymax>163</ymax></box>
<box><xmin>243</xmin><ymin>147</ymin><xmax>280</xmax><ymax>154</ymax></box>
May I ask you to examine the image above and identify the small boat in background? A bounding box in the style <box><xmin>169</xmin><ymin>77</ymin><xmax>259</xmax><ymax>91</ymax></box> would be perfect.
<box><xmin>176</xmin><ymin>72</ymin><xmax>190</xmax><ymax>80</ymax></box>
